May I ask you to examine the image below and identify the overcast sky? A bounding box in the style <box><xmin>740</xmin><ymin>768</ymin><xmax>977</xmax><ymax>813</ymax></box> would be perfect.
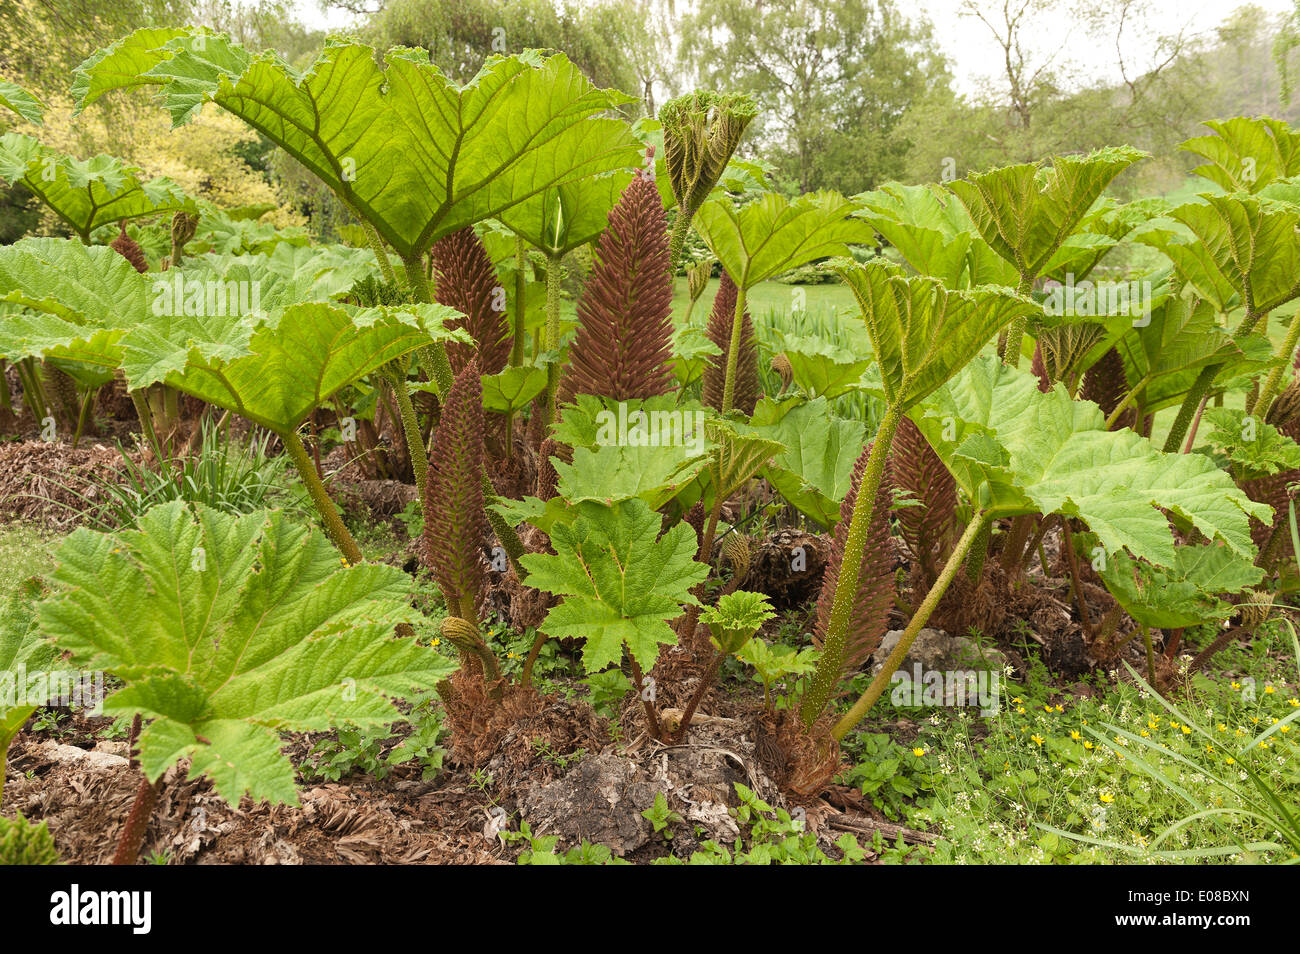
<box><xmin>288</xmin><ymin>0</ymin><xmax>1295</xmax><ymax>94</ymax></box>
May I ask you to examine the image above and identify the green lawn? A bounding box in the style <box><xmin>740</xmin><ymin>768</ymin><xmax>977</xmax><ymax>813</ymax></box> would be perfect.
<box><xmin>671</xmin><ymin>277</ymin><xmax>858</xmax><ymax>326</ymax></box>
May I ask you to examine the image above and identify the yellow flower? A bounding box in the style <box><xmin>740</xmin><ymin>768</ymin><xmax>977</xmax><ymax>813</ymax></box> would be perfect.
<box><xmin>1043</xmin><ymin>704</ymin><xmax>1054</xmax><ymax>713</ymax></box>
<box><xmin>1070</xmin><ymin>730</ymin><xmax>1082</xmax><ymax>741</ymax></box>
<box><xmin>1281</xmin><ymin>725</ymin><xmax>1291</xmax><ymax>734</ymax></box>
<box><xmin>1265</xmin><ymin>685</ymin><xmax>1276</xmax><ymax>695</ymax></box>
<box><xmin>1054</xmin><ymin>704</ymin><xmax>1064</xmax><ymax>713</ymax></box>
<box><xmin>1259</xmin><ymin>741</ymin><xmax>1271</xmax><ymax>750</ymax></box>
<box><xmin>1181</xmin><ymin>726</ymin><xmax>1191</xmax><ymax>735</ymax></box>
<box><xmin>1099</xmin><ymin>792</ymin><xmax>1114</xmax><ymax>804</ymax></box>
<box><xmin>1140</xmin><ymin>729</ymin><xmax>1150</xmax><ymax>737</ymax></box>
<box><xmin>1031</xmin><ymin>734</ymin><xmax>1045</xmax><ymax>746</ymax></box>
<box><xmin>1288</xmin><ymin>698</ymin><xmax>1299</xmax><ymax>708</ymax></box>
<box><xmin>1231</xmin><ymin>681</ymin><xmax>1241</xmax><ymax>690</ymax></box>
<box><xmin>1012</xmin><ymin>697</ymin><xmax>1023</xmax><ymax>704</ymax></box>
<box><xmin>432</xmin><ymin>638</ymin><xmax>441</xmax><ymax>647</ymax></box>
<box><xmin>912</xmin><ymin>747</ymin><xmax>925</xmax><ymax>757</ymax></box>
<box><xmin>1226</xmin><ymin>757</ymin><xmax>1236</xmax><ymax>765</ymax></box>
<box><xmin>1083</xmin><ymin>740</ymin><xmax>1094</xmax><ymax>750</ymax></box>
<box><xmin>1016</xmin><ymin>706</ymin><xmax>1026</xmax><ymax>714</ymax></box>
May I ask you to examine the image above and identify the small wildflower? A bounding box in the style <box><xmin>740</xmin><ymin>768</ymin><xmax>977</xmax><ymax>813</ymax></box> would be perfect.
<box><xmin>1031</xmin><ymin>734</ymin><xmax>1044</xmax><ymax>746</ymax></box>
<box><xmin>1099</xmin><ymin>792</ymin><xmax>1114</xmax><ymax>804</ymax></box>
<box><xmin>1070</xmin><ymin>730</ymin><xmax>1082</xmax><ymax>741</ymax></box>
<box><xmin>912</xmin><ymin>747</ymin><xmax>926</xmax><ymax>757</ymax></box>
<box><xmin>1265</xmin><ymin>685</ymin><xmax>1276</xmax><ymax>695</ymax></box>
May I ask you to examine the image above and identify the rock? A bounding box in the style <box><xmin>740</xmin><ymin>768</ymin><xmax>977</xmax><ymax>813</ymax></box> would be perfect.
<box><xmin>34</xmin><ymin>741</ymin><xmax>130</xmax><ymax>771</ymax></box>
<box><xmin>515</xmin><ymin>753</ymin><xmax>658</xmax><ymax>856</ymax></box>
<box><xmin>872</xmin><ymin>628</ymin><xmax>1007</xmax><ymax>711</ymax></box>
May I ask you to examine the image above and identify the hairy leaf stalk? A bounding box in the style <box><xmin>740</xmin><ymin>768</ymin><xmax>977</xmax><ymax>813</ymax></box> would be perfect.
<box><xmin>1251</xmin><ymin>313</ymin><xmax>1300</xmax><ymax>420</ymax></box>
<box><xmin>281</xmin><ymin>429</ymin><xmax>363</xmax><ymax>565</ymax></box>
<box><xmin>703</xmin><ymin>271</ymin><xmax>759</xmax><ymax>415</ymax></box>
<box><xmin>401</xmin><ymin>256</ymin><xmax>454</xmax><ymax>397</ymax></box>
<box><xmin>832</xmin><ymin>511</ymin><xmax>992</xmax><ymax>739</ymax></box>
<box><xmin>799</xmin><ymin>404</ymin><xmax>903</xmax><ymax>728</ymax></box>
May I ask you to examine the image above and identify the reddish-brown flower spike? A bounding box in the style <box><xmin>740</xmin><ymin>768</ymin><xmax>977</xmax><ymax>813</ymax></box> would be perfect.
<box><xmin>560</xmin><ymin>173</ymin><xmax>676</xmax><ymax>403</ymax></box>
<box><xmin>889</xmin><ymin>415</ymin><xmax>957</xmax><ymax>580</ymax></box>
<box><xmin>424</xmin><ymin>359</ymin><xmax>489</xmax><ymax>620</ymax></box>
<box><xmin>431</xmin><ymin>227</ymin><xmax>511</xmax><ymax>376</ymax></box>
<box><xmin>110</xmin><ymin>223</ymin><xmax>149</xmax><ymax>274</ymax></box>
<box><xmin>813</xmin><ymin>441</ymin><xmax>895</xmax><ymax>671</ymax></box>
<box><xmin>701</xmin><ymin>270</ymin><xmax>760</xmax><ymax>414</ymax></box>
<box><xmin>1082</xmin><ymin>347</ymin><xmax>1134</xmax><ymax>430</ymax></box>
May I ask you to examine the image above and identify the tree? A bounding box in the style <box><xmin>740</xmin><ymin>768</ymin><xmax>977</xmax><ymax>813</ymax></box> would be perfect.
<box><xmin>356</xmin><ymin>0</ymin><xmax>642</xmax><ymax>96</ymax></box>
<box><xmin>678</xmin><ymin>0</ymin><xmax>949</xmax><ymax>195</ymax></box>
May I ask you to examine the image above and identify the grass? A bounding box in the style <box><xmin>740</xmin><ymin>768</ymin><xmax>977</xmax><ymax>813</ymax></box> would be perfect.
<box><xmin>671</xmin><ymin>277</ymin><xmax>858</xmax><ymax>327</ymax></box>
<box><xmin>0</xmin><ymin>522</ymin><xmax>60</xmax><ymax>593</ymax></box>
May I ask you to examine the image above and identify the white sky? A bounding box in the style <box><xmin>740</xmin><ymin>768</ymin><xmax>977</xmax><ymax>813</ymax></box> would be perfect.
<box><xmin>287</xmin><ymin>0</ymin><xmax>1296</xmax><ymax>94</ymax></box>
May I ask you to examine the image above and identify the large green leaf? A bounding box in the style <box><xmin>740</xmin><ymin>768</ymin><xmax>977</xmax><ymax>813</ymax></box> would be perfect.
<box><xmin>913</xmin><ymin>356</ymin><xmax>1269</xmax><ymax>566</ymax></box>
<box><xmin>1181</xmin><ymin>117</ymin><xmax>1300</xmax><ymax>194</ymax></box>
<box><xmin>1</xmin><ymin>591</ymin><xmax>59</xmax><ymax>776</ymax></box>
<box><xmin>1112</xmin><ymin>294</ymin><xmax>1275</xmax><ymax>415</ymax></box>
<box><xmin>747</xmin><ymin>396</ymin><xmax>865</xmax><ymax>528</ymax></box>
<box><xmin>694</xmin><ymin>190</ymin><xmax>874</xmax><ymax>289</ymax></box>
<box><xmin>0</xmin><ymin>238</ymin><xmax>142</xmax><ymax>379</ymax></box>
<box><xmin>73</xmin><ymin>30</ymin><xmax>642</xmax><ymax>259</ymax></box>
<box><xmin>519</xmin><ymin>498</ymin><xmax>708</xmax><ymax>673</ymax></box>
<box><xmin>837</xmin><ymin>261</ymin><xmax>1038</xmax><ymax>409</ymax></box>
<box><xmin>549</xmin><ymin>395</ymin><xmax>711</xmax><ymax>511</ymax></box>
<box><xmin>1096</xmin><ymin>543</ymin><xmax>1263</xmax><ymax>629</ymax></box>
<box><xmin>0</xmin><ymin>238</ymin><xmax>385</xmax><ymax>389</ymax></box>
<box><xmin>497</xmin><ymin>171</ymin><xmax>635</xmax><ymax>257</ymax></box>
<box><xmin>37</xmin><ymin>501</ymin><xmax>455</xmax><ymax>806</ymax></box>
<box><xmin>0</xmin><ymin>133</ymin><xmax>193</xmax><ymax>241</ymax></box>
<box><xmin>854</xmin><ymin>182</ymin><xmax>1016</xmax><ymax>288</ymax></box>
<box><xmin>1202</xmin><ymin>406</ymin><xmax>1300</xmax><ymax>482</ymax></box>
<box><xmin>154</xmin><ymin>301</ymin><xmax>470</xmax><ymax>432</ymax></box>
<box><xmin>946</xmin><ymin>147</ymin><xmax>1146</xmax><ymax>282</ymax></box>
<box><xmin>0</xmin><ymin>79</ymin><xmax>45</xmax><ymax>125</ymax></box>
<box><xmin>1140</xmin><ymin>194</ymin><xmax>1300</xmax><ymax>316</ymax></box>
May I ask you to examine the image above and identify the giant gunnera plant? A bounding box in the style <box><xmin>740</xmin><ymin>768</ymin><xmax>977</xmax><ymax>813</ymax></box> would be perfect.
<box><xmin>37</xmin><ymin>501</ymin><xmax>456</xmax><ymax>864</ymax></box>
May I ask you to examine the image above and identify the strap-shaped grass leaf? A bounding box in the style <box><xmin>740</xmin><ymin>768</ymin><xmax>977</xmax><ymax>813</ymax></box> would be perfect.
<box><xmin>913</xmin><ymin>356</ymin><xmax>1270</xmax><ymax>565</ymax></box>
<box><xmin>73</xmin><ymin>30</ymin><xmax>642</xmax><ymax>259</ymax></box>
<box><xmin>37</xmin><ymin>501</ymin><xmax>456</xmax><ymax>806</ymax></box>
<box><xmin>519</xmin><ymin>498</ymin><xmax>709</xmax><ymax>672</ymax></box>
<box><xmin>0</xmin><ymin>133</ymin><xmax>194</xmax><ymax>241</ymax></box>
<box><xmin>838</xmin><ymin>261</ymin><xmax>1039</xmax><ymax>410</ymax></box>
<box><xmin>0</xmin><ymin>79</ymin><xmax>44</xmax><ymax>125</ymax></box>
<box><xmin>1182</xmin><ymin>117</ymin><xmax>1300</xmax><ymax>194</ymax></box>
<box><xmin>695</xmin><ymin>191</ymin><xmax>874</xmax><ymax>289</ymax></box>
<box><xmin>1096</xmin><ymin>543</ymin><xmax>1263</xmax><ymax>629</ymax></box>
<box><xmin>945</xmin><ymin>147</ymin><xmax>1146</xmax><ymax>284</ymax></box>
<box><xmin>154</xmin><ymin>300</ymin><xmax>470</xmax><ymax>432</ymax></box>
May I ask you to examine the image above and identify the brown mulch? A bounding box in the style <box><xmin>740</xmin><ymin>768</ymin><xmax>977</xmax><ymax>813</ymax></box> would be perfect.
<box><xmin>0</xmin><ymin>440</ymin><xmax>143</xmax><ymax>530</ymax></box>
